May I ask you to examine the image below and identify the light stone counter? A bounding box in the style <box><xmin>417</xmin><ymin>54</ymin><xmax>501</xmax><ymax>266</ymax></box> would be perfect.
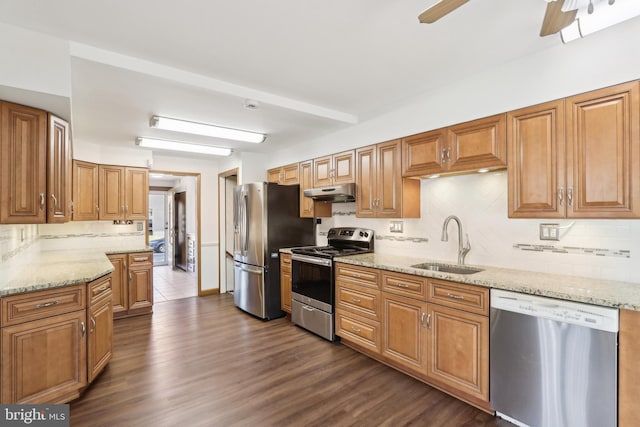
<box><xmin>0</xmin><ymin>246</ymin><xmax>152</xmax><ymax>297</ymax></box>
<box><xmin>336</xmin><ymin>253</ymin><xmax>640</xmax><ymax>311</ymax></box>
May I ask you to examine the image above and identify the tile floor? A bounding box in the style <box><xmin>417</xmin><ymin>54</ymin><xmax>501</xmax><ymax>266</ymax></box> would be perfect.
<box><xmin>153</xmin><ymin>265</ymin><xmax>198</xmax><ymax>302</ymax></box>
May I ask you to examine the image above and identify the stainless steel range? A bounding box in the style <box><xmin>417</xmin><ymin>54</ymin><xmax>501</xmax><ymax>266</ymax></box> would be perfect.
<box><xmin>290</xmin><ymin>227</ymin><xmax>374</xmax><ymax>341</ymax></box>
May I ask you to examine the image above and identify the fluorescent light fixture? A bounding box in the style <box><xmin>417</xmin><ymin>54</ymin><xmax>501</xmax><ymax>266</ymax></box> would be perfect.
<box><xmin>561</xmin><ymin>0</ymin><xmax>640</xmax><ymax>43</ymax></box>
<box><xmin>136</xmin><ymin>137</ymin><xmax>232</xmax><ymax>156</ymax></box>
<box><xmin>150</xmin><ymin>115</ymin><xmax>266</xmax><ymax>143</ymax></box>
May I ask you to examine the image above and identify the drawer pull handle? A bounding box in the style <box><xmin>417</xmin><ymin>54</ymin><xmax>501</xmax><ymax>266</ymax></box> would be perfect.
<box><xmin>351</xmin><ymin>273</ymin><xmax>361</xmax><ymax>278</ymax></box>
<box><xmin>133</xmin><ymin>257</ymin><xmax>147</xmax><ymax>262</ymax></box>
<box><xmin>447</xmin><ymin>293</ymin><xmax>465</xmax><ymax>300</ymax></box>
<box><xmin>351</xmin><ymin>326</ymin><xmax>361</xmax><ymax>333</ymax></box>
<box><xmin>97</xmin><ymin>286</ymin><xmax>109</xmax><ymax>292</ymax></box>
<box><xmin>36</xmin><ymin>301</ymin><xmax>59</xmax><ymax>308</ymax></box>
<box><xmin>351</xmin><ymin>298</ymin><xmax>362</xmax><ymax>303</ymax></box>
<box><xmin>396</xmin><ymin>283</ymin><xmax>410</xmax><ymax>288</ymax></box>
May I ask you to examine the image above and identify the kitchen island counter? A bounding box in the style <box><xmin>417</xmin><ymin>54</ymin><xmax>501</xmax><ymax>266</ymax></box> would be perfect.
<box><xmin>337</xmin><ymin>252</ymin><xmax>640</xmax><ymax>311</ymax></box>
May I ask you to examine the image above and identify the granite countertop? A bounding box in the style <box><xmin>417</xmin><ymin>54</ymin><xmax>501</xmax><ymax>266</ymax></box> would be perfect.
<box><xmin>335</xmin><ymin>253</ymin><xmax>640</xmax><ymax>311</ymax></box>
<box><xmin>0</xmin><ymin>246</ymin><xmax>153</xmax><ymax>297</ymax></box>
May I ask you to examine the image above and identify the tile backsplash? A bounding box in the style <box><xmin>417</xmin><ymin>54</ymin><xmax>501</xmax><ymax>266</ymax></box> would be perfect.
<box><xmin>0</xmin><ymin>224</ymin><xmax>38</xmax><ymax>262</ymax></box>
<box><xmin>319</xmin><ymin>172</ymin><xmax>640</xmax><ymax>284</ymax></box>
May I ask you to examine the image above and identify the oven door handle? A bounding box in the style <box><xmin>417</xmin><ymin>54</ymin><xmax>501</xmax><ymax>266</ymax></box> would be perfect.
<box><xmin>291</xmin><ymin>254</ymin><xmax>332</xmax><ymax>267</ymax></box>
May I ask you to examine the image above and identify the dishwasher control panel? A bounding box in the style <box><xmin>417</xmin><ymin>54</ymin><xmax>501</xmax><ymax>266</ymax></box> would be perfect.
<box><xmin>491</xmin><ymin>289</ymin><xmax>618</xmax><ymax>332</ymax></box>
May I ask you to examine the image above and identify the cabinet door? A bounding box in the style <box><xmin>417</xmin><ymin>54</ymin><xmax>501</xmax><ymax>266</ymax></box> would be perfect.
<box><xmin>1</xmin><ymin>310</ymin><xmax>87</xmax><ymax>404</ymax></box>
<box><xmin>280</xmin><ymin>254</ymin><xmax>292</xmax><ymax>313</ymax></box>
<box><xmin>281</xmin><ymin>163</ymin><xmax>299</xmax><ymax>185</ymax></box>
<box><xmin>508</xmin><ymin>100</ymin><xmax>566</xmax><ymax>218</ymax></box>
<box><xmin>299</xmin><ymin>160</ymin><xmax>331</xmax><ymax>218</ymax></box>
<box><xmin>108</xmin><ymin>254</ymin><xmax>128</xmax><ymax>315</ymax></box>
<box><xmin>47</xmin><ymin>114</ymin><xmax>72</xmax><ymax>223</ymax></box>
<box><xmin>447</xmin><ymin>114</ymin><xmax>507</xmax><ymax>172</ymax></box>
<box><xmin>88</xmin><ymin>293</ymin><xmax>113</xmax><ymax>382</ymax></box>
<box><xmin>376</xmin><ymin>139</ymin><xmax>403</xmax><ymax>218</ymax></box>
<box><xmin>125</xmin><ymin>167</ymin><xmax>149</xmax><ymax>220</ymax></box>
<box><xmin>0</xmin><ymin>101</ymin><xmax>47</xmax><ymax>224</ymax></box>
<box><xmin>381</xmin><ymin>292</ymin><xmax>427</xmax><ymax>375</ymax></box>
<box><xmin>401</xmin><ymin>129</ymin><xmax>447</xmax><ymax>177</ymax></box>
<box><xmin>267</xmin><ymin>168</ymin><xmax>281</xmax><ymax>183</ymax></box>
<box><xmin>313</xmin><ymin>155</ymin><xmax>332</xmax><ymax>187</ymax></box>
<box><xmin>426</xmin><ymin>304</ymin><xmax>489</xmax><ymax>403</ymax></box>
<box><xmin>73</xmin><ymin>160</ymin><xmax>99</xmax><ymax>221</ymax></box>
<box><xmin>129</xmin><ymin>258</ymin><xmax>153</xmax><ymax>313</ymax></box>
<box><xmin>355</xmin><ymin>145</ymin><xmax>377</xmax><ymax>218</ymax></box>
<box><xmin>332</xmin><ymin>150</ymin><xmax>355</xmax><ymax>184</ymax></box>
<box><xmin>99</xmin><ymin>165</ymin><xmax>125</xmax><ymax>220</ymax></box>
<box><xmin>566</xmin><ymin>81</ymin><xmax>640</xmax><ymax>218</ymax></box>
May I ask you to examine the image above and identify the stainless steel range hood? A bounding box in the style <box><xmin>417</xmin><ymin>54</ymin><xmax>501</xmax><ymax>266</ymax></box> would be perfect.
<box><xmin>304</xmin><ymin>183</ymin><xmax>355</xmax><ymax>203</ymax></box>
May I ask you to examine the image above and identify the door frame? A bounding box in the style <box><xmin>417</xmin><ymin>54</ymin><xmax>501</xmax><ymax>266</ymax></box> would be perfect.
<box><xmin>150</xmin><ymin>170</ymin><xmax>204</xmax><ymax>296</ymax></box>
<box><xmin>218</xmin><ymin>168</ymin><xmax>239</xmax><ymax>294</ymax></box>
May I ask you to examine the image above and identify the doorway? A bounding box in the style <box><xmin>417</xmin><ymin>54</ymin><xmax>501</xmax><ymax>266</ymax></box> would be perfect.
<box><xmin>149</xmin><ymin>172</ymin><xmax>200</xmax><ymax>302</ymax></box>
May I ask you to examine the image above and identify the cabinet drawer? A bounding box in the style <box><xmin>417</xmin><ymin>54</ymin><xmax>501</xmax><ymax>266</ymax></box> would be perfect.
<box><xmin>128</xmin><ymin>252</ymin><xmax>152</xmax><ymax>265</ymax></box>
<box><xmin>335</xmin><ymin>309</ymin><xmax>381</xmax><ymax>353</ymax></box>
<box><xmin>1</xmin><ymin>285</ymin><xmax>86</xmax><ymax>327</ymax></box>
<box><xmin>280</xmin><ymin>253</ymin><xmax>292</xmax><ymax>271</ymax></box>
<box><xmin>335</xmin><ymin>263</ymin><xmax>379</xmax><ymax>289</ymax></box>
<box><xmin>381</xmin><ymin>271</ymin><xmax>428</xmax><ymax>299</ymax></box>
<box><xmin>336</xmin><ymin>284</ymin><xmax>381</xmax><ymax>321</ymax></box>
<box><xmin>427</xmin><ymin>279</ymin><xmax>489</xmax><ymax>315</ymax></box>
<box><xmin>88</xmin><ymin>274</ymin><xmax>113</xmax><ymax>305</ymax></box>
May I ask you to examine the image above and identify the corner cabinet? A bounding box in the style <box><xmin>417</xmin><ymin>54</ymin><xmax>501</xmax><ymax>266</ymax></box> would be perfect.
<box><xmin>109</xmin><ymin>252</ymin><xmax>154</xmax><ymax>319</ymax></box>
<box><xmin>47</xmin><ymin>114</ymin><xmax>72</xmax><ymax>223</ymax></box>
<box><xmin>98</xmin><ymin>165</ymin><xmax>149</xmax><ymax>221</ymax></box>
<box><xmin>356</xmin><ymin>139</ymin><xmax>420</xmax><ymax>218</ymax></box>
<box><xmin>509</xmin><ymin>81</ymin><xmax>640</xmax><ymax>218</ymax></box>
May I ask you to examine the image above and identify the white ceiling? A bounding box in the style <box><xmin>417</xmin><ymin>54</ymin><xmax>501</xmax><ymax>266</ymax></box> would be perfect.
<box><xmin>0</xmin><ymin>0</ymin><xmax>570</xmax><ymax>157</ymax></box>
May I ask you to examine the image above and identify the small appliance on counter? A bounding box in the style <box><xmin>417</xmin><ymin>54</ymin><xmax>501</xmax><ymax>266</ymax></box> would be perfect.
<box><xmin>233</xmin><ymin>182</ymin><xmax>315</xmax><ymax>320</ymax></box>
<box><xmin>290</xmin><ymin>227</ymin><xmax>374</xmax><ymax>341</ymax></box>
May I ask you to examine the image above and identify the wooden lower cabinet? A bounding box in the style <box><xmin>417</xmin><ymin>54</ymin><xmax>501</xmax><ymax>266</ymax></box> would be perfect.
<box><xmin>280</xmin><ymin>254</ymin><xmax>292</xmax><ymax>313</ymax></box>
<box><xmin>335</xmin><ymin>310</ymin><xmax>381</xmax><ymax>354</ymax></box>
<box><xmin>619</xmin><ymin>309</ymin><xmax>640</xmax><ymax>427</ymax></box>
<box><xmin>381</xmin><ymin>292</ymin><xmax>428</xmax><ymax>376</ymax></box>
<box><xmin>110</xmin><ymin>252</ymin><xmax>153</xmax><ymax>318</ymax></box>
<box><xmin>426</xmin><ymin>304</ymin><xmax>489</xmax><ymax>404</ymax></box>
<box><xmin>1</xmin><ymin>310</ymin><xmax>87</xmax><ymax>404</ymax></box>
<box><xmin>87</xmin><ymin>290</ymin><xmax>113</xmax><ymax>382</ymax></box>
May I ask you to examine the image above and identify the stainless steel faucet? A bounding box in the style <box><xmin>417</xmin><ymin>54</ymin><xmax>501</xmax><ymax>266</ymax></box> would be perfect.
<box><xmin>441</xmin><ymin>215</ymin><xmax>471</xmax><ymax>265</ymax></box>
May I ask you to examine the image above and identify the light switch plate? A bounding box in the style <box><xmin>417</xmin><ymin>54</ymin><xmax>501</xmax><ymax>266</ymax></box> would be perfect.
<box><xmin>539</xmin><ymin>223</ymin><xmax>560</xmax><ymax>241</ymax></box>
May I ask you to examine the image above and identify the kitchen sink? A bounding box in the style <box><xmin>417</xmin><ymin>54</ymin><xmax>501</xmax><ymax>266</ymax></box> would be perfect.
<box><xmin>411</xmin><ymin>262</ymin><xmax>484</xmax><ymax>275</ymax></box>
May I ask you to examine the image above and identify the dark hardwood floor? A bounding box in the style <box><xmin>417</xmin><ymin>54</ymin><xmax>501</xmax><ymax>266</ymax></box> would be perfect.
<box><xmin>71</xmin><ymin>294</ymin><xmax>510</xmax><ymax>427</ymax></box>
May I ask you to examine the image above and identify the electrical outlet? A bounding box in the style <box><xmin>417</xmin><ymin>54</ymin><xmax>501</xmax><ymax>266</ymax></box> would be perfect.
<box><xmin>390</xmin><ymin>221</ymin><xmax>404</xmax><ymax>233</ymax></box>
<box><xmin>539</xmin><ymin>223</ymin><xmax>560</xmax><ymax>241</ymax></box>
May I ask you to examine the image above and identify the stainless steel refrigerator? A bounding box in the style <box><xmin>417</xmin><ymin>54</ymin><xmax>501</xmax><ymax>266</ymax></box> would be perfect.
<box><xmin>233</xmin><ymin>182</ymin><xmax>315</xmax><ymax>320</ymax></box>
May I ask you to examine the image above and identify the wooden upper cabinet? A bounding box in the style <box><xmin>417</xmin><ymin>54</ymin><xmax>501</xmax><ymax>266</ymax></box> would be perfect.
<box><xmin>267</xmin><ymin>163</ymin><xmax>299</xmax><ymax>185</ymax></box>
<box><xmin>447</xmin><ymin>114</ymin><xmax>507</xmax><ymax>172</ymax></box>
<box><xmin>98</xmin><ymin>165</ymin><xmax>148</xmax><ymax>220</ymax></box>
<box><xmin>73</xmin><ymin>160</ymin><xmax>99</xmax><ymax>221</ymax></box>
<box><xmin>402</xmin><ymin>128</ymin><xmax>447</xmax><ymax>177</ymax></box>
<box><xmin>0</xmin><ymin>101</ymin><xmax>47</xmax><ymax>224</ymax></box>
<box><xmin>566</xmin><ymin>81</ymin><xmax>640</xmax><ymax>218</ymax></box>
<box><xmin>313</xmin><ymin>150</ymin><xmax>355</xmax><ymax>187</ymax></box>
<box><xmin>299</xmin><ymin>160</ymin><xmax>331</xmax><ymax>218</ymax></box>
<box><xmin>402</xmin><ymin>114</ymin><xmax>506</xmax><ymax>178</ymax></box>
<box><xmin>508</xmin><ymin>100</ymin><xmax>566</xmax><ymax>218</ymax></box>
<box><xmin>47</xmin><ymin>114</ymin><xmax>72</xmax><ymax>223</ymax></box>
<box><xmin>508</xmin><ymin>81</ymin><xmax>640</xmax><ymax>219</ymax></box>
<box><xmin>357</xmin><ymin>140</ymin><xmax>420</xmax><ymax>218</ymax></box>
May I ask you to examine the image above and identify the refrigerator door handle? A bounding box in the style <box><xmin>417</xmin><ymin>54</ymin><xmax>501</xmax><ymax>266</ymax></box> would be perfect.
<box><xmin>242</xmin><ymin>192</ymin><xmax>249</xmax><ymax>255</ymax></box>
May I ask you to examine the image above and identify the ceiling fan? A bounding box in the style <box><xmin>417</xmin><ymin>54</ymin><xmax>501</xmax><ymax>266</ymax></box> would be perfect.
<box><xmin>418</xmin><ymin>0</ymin><xmax>614</xmax><ymax>36</ymax></box>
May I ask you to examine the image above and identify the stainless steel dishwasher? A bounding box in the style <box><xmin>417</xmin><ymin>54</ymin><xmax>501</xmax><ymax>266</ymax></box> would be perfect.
<box><xmin>490</xmin><ymin>289</ymin><xmax>618</xmax><ymax>427</ymax></box>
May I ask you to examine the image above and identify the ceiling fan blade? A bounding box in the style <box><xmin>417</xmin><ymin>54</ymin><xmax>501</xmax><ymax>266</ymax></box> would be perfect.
<box><xmin>418</xmin><ymin>0</ymin><xmax>470</xmax><ymax>23</ymax></box>
<box><xmin>540</xmin><ymin>0</ymin><xmax>578</xmax><ymax>36</ymax></box>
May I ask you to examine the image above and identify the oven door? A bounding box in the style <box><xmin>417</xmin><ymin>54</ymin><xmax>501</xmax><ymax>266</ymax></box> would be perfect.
<box><xmin>291</xmin><ymin>254</ymin><xmax>333</xmax><ymax>313</ymax></box>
